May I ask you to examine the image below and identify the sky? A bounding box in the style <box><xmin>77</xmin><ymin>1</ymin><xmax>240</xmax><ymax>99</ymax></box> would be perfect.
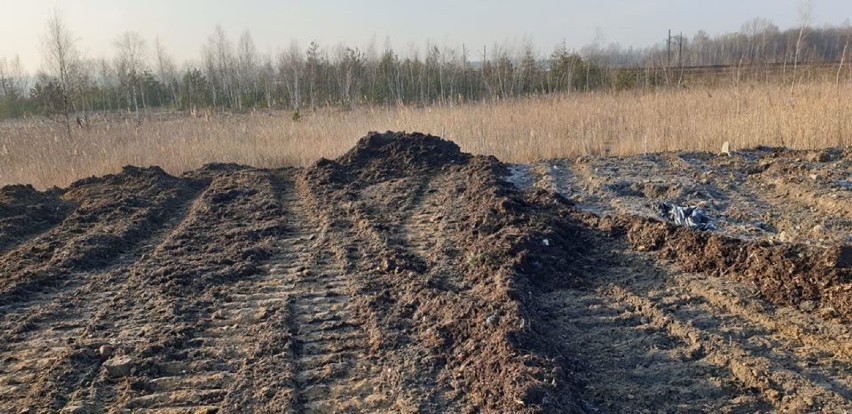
<box><xmin>1</xmin><ymin>0</ymin><xmax>851</xmax><ymax>73</ymax></box>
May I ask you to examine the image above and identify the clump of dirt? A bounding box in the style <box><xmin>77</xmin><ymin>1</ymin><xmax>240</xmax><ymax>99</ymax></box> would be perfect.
<box><xmin>0</xmin><ymin>184</ymin><xmax>73</xmax><ymax>253</ymax></box>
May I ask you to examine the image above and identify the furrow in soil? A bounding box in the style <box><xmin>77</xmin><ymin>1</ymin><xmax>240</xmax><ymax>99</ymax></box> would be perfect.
<box><xmin>0</xmin><ymin>175</ymin><xmax>205</xmax><ymax>413</ymax></box>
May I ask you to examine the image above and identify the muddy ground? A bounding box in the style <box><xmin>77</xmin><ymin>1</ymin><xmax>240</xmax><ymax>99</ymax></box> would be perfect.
<box><xmin>0</xmin><ymin>132</ymin><xmax>849</xmax><ymax>413</ymax></box>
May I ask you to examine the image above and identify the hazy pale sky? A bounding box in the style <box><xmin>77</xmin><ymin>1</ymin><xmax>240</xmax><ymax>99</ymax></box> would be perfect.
<box><xmin>1</xmin><ymin>0</ymin><xmax>851</xmax><ymax>72</ymax></box>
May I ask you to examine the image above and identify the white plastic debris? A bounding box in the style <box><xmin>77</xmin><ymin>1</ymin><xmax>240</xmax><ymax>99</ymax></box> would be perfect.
<box><xmin>542</xmin><ymin>239</ymin><xmax>550</xmax><ymax>247</ymax></box>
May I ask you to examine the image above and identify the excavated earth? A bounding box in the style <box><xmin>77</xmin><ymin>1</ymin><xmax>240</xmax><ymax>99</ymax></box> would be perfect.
<box><xmin>0</xmin><ymin>132</ymin><xmax>849</xmax><ymax>413</ymax></box>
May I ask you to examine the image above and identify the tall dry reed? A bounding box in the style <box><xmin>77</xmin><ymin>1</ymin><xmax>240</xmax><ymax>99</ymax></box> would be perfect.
<box><xmin>1</xmin><ymin>81</ymin><xmax>849</xmax><ymax>189</ymax></box>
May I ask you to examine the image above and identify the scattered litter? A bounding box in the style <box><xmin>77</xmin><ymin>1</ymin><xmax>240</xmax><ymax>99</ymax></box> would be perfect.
<box><xmin>657</xmin><ymin>202</ymin><xmax>716</xmax><ymax>231</ymax></box>
<box><xmin>542</xmin><ymin>238</ymin><xmax>550</xmax><ymax>247</ymax></box>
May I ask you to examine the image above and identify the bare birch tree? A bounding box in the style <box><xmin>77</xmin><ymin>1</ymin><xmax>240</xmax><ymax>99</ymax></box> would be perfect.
<box><xmin>792</xmin><ymin>0</ymin><xmax>813</xmax><ymax>93</ymax></box>
<box><xmin>41</xmin><ymin>10</ymin><xmax>80</xmax><ymax>138</ymax></box>
<box><xmin>208</xmin><ymin>25</ymin><xmax>236</xmax><ymax>110</ymax></box>
<box><xmin>0</xmin><ymin>56</ymin><xmax>27</xmax><ymax>98</ymax></box>
<box><xmin>154</xmin><ymin>37</ymin><xmax>179</xmax><ymax>108</ymax></box>
<box><xmin>237</xmin><ymin>31</ymin><xmax>259</xmax><ymax>109</ymax></box>
<box><xmin>114</xmin><ymin>32</ymin><xmax>148</xmax><ymax>120</ymax></box>
<box><xmin>281</xmin><ymin>41</ymin><xmax>304</xmax><ymax>110</ymax></box>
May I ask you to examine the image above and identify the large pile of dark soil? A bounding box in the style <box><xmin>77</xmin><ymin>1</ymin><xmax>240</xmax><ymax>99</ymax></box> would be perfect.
<box><xmin>302</xmin><ymin>131</ymin><xmax>591</xmax><ymax>412</ymax></box>
<box><xmin>313</xmin><ymin>131</ymin><xmax>471</xmax><ymax>187</ymax></box>
<box><xmin>337</xmin><ymin>131</ymin><xmax>469</xmax><ymax>172</ymax></box>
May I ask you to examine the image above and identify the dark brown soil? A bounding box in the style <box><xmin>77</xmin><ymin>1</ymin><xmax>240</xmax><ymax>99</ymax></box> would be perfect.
<box><xmin>0</xmin><ymin>166</ymin><xmax>202</xmax><ymax>304</ymax></box>
<box><xmin>1</xmin><ymin>133</ymin><xmax>849</xmax><ymax>413</ymax></box>
<box><xmin>0</xmin><ymin>184</ymin><xmax>73</xmax><ymax>254</ymax></box>
<box><xmin>574</xmin><ymin>213</ymin><xmax>851</xmax><ymax>322</ymax></box>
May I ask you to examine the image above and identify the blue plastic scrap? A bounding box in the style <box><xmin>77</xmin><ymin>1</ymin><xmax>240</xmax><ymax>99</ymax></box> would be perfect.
<box><xmin>657</xmin><ymin>202</ymin><xmax>716</xmax><ymax>231</ymax></box>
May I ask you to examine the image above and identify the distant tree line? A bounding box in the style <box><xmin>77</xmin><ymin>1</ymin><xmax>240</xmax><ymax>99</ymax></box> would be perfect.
<box><xmin>1</xmin><ymin>13</ymin><xmax>851</xmax><ymax>125</ymax></box>
<box><xmin>595</xmin><ymin>17</ymin><xmax>852</xmax><ymax>68</ymax></box>
<box><xmin>1</xmin><ymin>21</ymin><xmax>609</xmax><ymax>124</ymax></box>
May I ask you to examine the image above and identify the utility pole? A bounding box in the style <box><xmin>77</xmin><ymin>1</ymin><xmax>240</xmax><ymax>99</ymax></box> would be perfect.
<box><xmin>461</xmin><ymin>43</ymin><xmax>467</xmax><ymax>102</ymax></box>
<box><xmin>678</xmin><ymin>32</ymin><xmax>685</xmax><ymax>87</ymax></box>
<box><xmin>666</xmin><ymin>29</ymin><xmax>672</xmax><ymax>86</ymax></box>
<box><xmin>667</xmin><ymin>29</ymin><xmax>672</xmax><ymax>66</ymax></box>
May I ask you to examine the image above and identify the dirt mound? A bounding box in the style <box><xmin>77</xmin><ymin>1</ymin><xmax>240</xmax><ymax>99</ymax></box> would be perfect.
<box><xmin>301</xmin><ymin>141</ymin><xmax>593</xmax><ymax>412</ymax></box>
<box><xmin>319</xmin><ymin>131</ymin><xmax>471</xmax><ymax>186</ymax></box>
<box><xmin>0</xmin><ymin>184</ymin><xmax>72</xmax><ymax>254</ymax></box>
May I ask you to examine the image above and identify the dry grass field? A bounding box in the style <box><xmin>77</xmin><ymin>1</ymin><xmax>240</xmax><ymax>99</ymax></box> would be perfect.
<box><xmin>1</xmin><ymin>80</ymin><xmax>850</xmax><ymax>188</ymax></box>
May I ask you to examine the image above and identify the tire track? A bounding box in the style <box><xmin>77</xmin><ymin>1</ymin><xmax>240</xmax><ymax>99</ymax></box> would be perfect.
<box><xmin>760</xmin><ymin>176</ymin><xmax>852</xmax><ymax>217</ymax></box>
<box><xmin>609</xmin><ymin>285</ymin><xmax>851</xmax><ymax>412</ymax></box>
<box><xmin>0</xmin><ymin>177</ymin><xmax>206</xmax><ymax>413</ymax></box>
<box><xmin>285</xmin><ymin>173</ymin><xmax>389</xmax><ymax>413</ymax></box>
<box><xmin>528</xmin><ymin>160</ymin><xmax>616</xmax><ymax>217</ymax></box>
<box><xmin>0</xmin><ymin>167</ymin><xmax>195</xmax><ymax>306</ymax></box>
<box><xmin>341</xmin><ymin>153</ymin><xmax>569</xmax><ymax>412</ymax></box>
<box><xmin>360</xmin><ymin>175</ymin><xmax>433</xmax><ymax>269</ymax></box>
<box><xmin>67</xmin><ymin>169</ymin><xmax>384</xmax><ymax>413</ymax></box>
<box><xmin>648</xmin><ymin>290</ymin><xmax>852</xmax><ymax>401</ymax></box>
<box><xmin>101</xmin><ymin>169</ymin><xmax>286</xmax><ymax>413</ymax></box>
<box><xmin>301</xmin><ymin>156</ymin><xmax>459</xmax><ymax>411</ymax></box>
<box><xmin>15</xmin><ymin>168</ymin><xmax>276</xmax><ymax>412</ymax></box>
<box><xmin>538</xmin><ymin>245</ymin><xmax>771</xmax><ymax>412</ymax></box>
<box><xmin>674</xmin><ymin>273</ymin><xmax>852</xmax><ymax>362</ymax></box>
<box><xmin>394</xmin><ymin>179</ymin><xmax>436</xmax><ymax>261</ymax></box>
<box><xmin>359</xmin><ymin>172</ymin><xmax>464</xmax><ymax>410</ymax></box>
<box><xmin>539</xmin><ymin>229</ymin><xmax>851</xmax><ymax>413</ymax></box>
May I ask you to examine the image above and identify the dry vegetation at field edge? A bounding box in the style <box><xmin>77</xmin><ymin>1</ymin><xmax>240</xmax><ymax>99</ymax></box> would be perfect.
<box><xmin>1</xmin><ymin>81</ymin><xmax>850</xmax><ymax>189</ymax></box>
